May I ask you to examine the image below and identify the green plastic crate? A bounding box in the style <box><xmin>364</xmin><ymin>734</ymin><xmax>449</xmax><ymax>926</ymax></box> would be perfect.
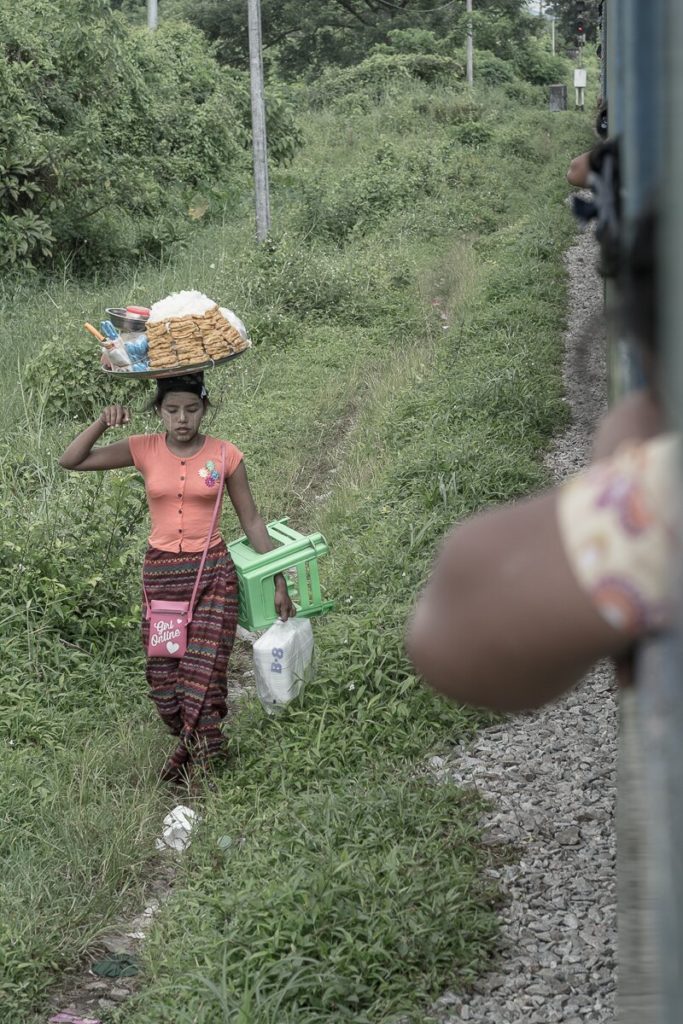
<box><xmin>228</xmin><ymin>518</ymin><xmax>333</xmax><ymax>631</ymax></box>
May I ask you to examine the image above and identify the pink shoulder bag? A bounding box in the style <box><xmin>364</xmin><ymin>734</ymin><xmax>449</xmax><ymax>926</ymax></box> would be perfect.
<box><xmin>144</xmin><ymin>446</ymin><xmax>225</xmax><ymax>659</ymax></box>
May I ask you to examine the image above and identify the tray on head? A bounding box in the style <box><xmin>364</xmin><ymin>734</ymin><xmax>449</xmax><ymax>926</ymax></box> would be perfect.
<box><xmin>100</xmin><ymin>347</ymin><xmax>249</xmax><ymax>380</ymax></box>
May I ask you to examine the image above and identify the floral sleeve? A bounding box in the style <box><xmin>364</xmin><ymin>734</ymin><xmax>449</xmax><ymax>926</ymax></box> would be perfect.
<box><xmin>557</xmin><ymin>434</ymin><xmax>680</xmax><ymax>636</ymax></box>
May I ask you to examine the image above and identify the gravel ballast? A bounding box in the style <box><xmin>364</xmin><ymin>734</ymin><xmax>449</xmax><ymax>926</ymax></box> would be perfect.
<box><xmin>434</xmin><ymin>228</ymin><xmax>617</xmax><ymax>1024</ymax></box>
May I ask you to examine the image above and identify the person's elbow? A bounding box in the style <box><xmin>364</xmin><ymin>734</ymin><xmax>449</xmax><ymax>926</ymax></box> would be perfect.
<box><xmin>407</xmin><ymin>604</ymin><xmax>542</xmax><ymax>714</ymax></box>
<box><xmin>566</xmin><ymin>151</ymin><xmax>590</xmax><ymax>187</ymax></box>
<box><xmin>405</xmin><ymin>607</ymin><xmax>453</xmax><ymax>697</ymax></box>
<box><xmin>406</xmin><ymin>585</ymin><xmax>481</xmax><ymax>708</ymax></box>
<box><xmin>405</xmin><ymin>522</ymin><xmax>540</xmax><ymax>713</ymax></box>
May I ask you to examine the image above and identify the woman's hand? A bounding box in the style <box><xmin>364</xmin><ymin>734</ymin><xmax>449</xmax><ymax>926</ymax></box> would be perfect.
<box><xmin>275</xmin><ymin>574</ymin><xmax>296</xmax><ymax>621</ymax></box>
<box><xmin>99</xmin><ymin>405</ymin><xmax>131</xmax><ymax>430</ymax></box>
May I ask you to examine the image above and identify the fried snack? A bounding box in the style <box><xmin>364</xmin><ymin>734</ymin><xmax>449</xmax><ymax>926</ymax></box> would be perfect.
<box><xmin>146</xmin><ymin>304</ymin><xmax>249</xmax><ymax>369</ymax></box>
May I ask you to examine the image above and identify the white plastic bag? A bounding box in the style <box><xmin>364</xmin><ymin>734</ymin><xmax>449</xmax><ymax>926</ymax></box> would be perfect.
<box><xmin>154</xmin><ymin>805</ymin><xmax>200</xmax><ymax>852</ymax></box>
<box><xmin>253</xmin><ymin>617</ymin><xmax>314</xmax><ymax>714</ymax></box>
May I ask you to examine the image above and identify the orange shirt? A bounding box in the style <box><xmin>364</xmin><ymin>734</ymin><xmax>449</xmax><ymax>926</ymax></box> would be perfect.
<box><xmin>129</xmin><ymin>433</ymin><xmax>243</xmax><ymax>552</ymax></box>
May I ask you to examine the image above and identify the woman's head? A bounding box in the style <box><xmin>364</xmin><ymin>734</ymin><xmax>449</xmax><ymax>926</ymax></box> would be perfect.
<box><xmin>152</xmin><ymin>373</ymin><xmax>209</xmax><ymax>443</ymax></box>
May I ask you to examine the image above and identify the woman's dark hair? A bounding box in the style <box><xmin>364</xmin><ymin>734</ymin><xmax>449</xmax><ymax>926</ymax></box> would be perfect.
<box><xmin>149</xmin><ymin>372</ymin><xmax>209</xmax><ymax>410</ymax></box>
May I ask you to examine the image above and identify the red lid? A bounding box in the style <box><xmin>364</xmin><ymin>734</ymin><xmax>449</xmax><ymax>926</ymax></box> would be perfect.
<box><xmin>126</xmin><ymin>305</ymin><xmax>150</xmax><ymax>317</ymax></box>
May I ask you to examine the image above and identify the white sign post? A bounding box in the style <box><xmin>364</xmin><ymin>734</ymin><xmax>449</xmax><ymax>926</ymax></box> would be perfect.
<box><xmin>574</xmin><ymin>67</ymin><xmax>587</xmax><ymax>110</ymax></box>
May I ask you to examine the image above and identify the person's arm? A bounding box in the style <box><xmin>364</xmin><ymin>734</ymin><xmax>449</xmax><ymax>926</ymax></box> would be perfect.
<box><xmin>406</xmin><ymin>490</ymin><xmax>631</xmax><ymax>712</ymax></box>
<box><xmin>592</xmin><ymin>389</ymin><xmax>665</xmax><ymax>462</ymax></box>
<box><xmin>225</xmin><ymin>461</ymin><xmax>296</xmax><ymax>621</ymax></box>
<box><xmin>567</xmin><ymin>151</ymin><xmax>591</xmax><ymax>187</ymax></box>
<box><xmin>59</xmin><ymin>405</ymin><xmax>134</xmax><ymax>471</ymax></box>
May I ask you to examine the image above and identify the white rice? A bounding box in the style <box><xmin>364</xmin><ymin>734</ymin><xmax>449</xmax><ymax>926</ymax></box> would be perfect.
<box><xmin>148</xmin><ymin>290</ymin><xmax>217</xmax><ymax>323</ymax></box>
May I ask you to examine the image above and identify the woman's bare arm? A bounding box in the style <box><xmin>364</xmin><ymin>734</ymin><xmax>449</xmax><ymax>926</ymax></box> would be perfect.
<box><xmin>58</xmin><ymin>405</ymin><xmax>134</xmax><ymax>471</ymax></box>
<box><xmin>406</xmin><ymin>490</ymin><xmax>631</xmax><ymax>711</ymax></box>
<box><xmin>226</xmin><ymin>460</ymin><xmax>295</xmax><ymax>620</ymax></box>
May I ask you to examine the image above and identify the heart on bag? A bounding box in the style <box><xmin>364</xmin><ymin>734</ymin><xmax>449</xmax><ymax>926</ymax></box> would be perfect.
<box><xmin>146</xmin><ymin>600</ymin><xmax>189</xmax><ymax>659</ymax></box>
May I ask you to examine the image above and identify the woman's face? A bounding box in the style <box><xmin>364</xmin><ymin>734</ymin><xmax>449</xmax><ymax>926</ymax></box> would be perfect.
<box><xmin>158</xmin><ymin>391</ymin><xmax>206</xmax><ymax>444</ymax></box>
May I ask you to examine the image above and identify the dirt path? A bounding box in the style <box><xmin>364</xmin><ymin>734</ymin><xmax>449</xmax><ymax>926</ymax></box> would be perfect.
<box><xmin>432</xmin><ymin>227</ymin><xmax>617</xmax><ymax>1024</ymax></box>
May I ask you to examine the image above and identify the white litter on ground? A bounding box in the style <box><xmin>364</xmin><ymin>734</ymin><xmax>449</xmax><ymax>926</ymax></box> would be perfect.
<box><xmin>155</xmin><ymin>805</ymin><xmax>201</xmax><ymax>852</ymax></box>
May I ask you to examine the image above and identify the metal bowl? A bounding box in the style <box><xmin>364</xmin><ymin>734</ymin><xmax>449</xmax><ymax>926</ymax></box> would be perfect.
<box><xmin>105</xmin><ymin>307</ymin><xmax>149</xmax><ymax>334</ymax></box>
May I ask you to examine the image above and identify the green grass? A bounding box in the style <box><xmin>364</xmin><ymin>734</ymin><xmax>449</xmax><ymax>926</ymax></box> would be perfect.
<box><xmin>0</xmin><ymin>75</ymin><xmax>593</xmax><ymax>1022</ymax></box>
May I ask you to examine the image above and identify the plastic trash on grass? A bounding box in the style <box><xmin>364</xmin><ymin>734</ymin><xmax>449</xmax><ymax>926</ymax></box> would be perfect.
<box><xmin>49</xmin><ymin>1015</ymin><xmax>102</xmax><ymax>1024</ymax></box>
<box><xmin>155</xmin><ymin>805</ymin><xmax>200</xmax><ymax>852</ymax></box>
<box><xmin>253</xmin><ymin>617</ymin><xmax>314</xmax><ymax>714</ymax></box>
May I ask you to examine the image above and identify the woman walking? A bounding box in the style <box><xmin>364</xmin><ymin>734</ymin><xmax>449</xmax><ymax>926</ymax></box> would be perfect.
<box><xmin>59</xmin><ymin>373</ymin><xmax>294</xmax><ymax>782</ymax></box>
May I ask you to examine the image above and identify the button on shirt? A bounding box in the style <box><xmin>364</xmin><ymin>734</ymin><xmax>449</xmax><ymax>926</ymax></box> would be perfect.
<box><xmin>129</xmin><ymin>434</ymin><xmax>243</xmax><ymax>552</ymax></box>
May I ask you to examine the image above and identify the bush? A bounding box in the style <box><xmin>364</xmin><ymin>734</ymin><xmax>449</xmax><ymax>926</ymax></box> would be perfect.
<box><xmin>514</xmin><ymin>40</ymin><xmax>569</xmax><ymax>86</ymax></box>
<box><xmin>23</xmin><ymin>328</ymin><xmax>150</xmax><ymax>422</ymax></box>
<box><xmin>234</xmin><ymin>232</ymin><xmax>420</xmax><ymax>343</ymax></box>
<box><xmin>412</xmin><ymin>91</ymin><xmax>485</xmax><ymax>127</ymax></box>
<box><xmin>0</xmin><ymin>2</ymin><xmax>301</xmax><ymax>273</ymax></box>
<box><xmin>0</xmin><ymin>453</ymin><xmax>146</xmax><ymax>651</ymax></box>
<box><xmin>504</xmin><ymin>78</ymin><xmax>547</xmax><ymax>105</ymax></box>
<box><xmin>295</xmin><ymin>141</ymin><xmax>450</xmax><ymax>242</ymax></box>
<box><xmin>455</xmin><ymin>121</ymin><xmax>494</xmax><ymax>148</ymax></box>
<box><xmin>474</xmin><ymin>49</ymin><xmax>515</xmax><ymax>85</ymax></box>
<box><xmin>309</xmin><ymin>52</ymin><xmax>463</xmax><ymax>111</ymax></box>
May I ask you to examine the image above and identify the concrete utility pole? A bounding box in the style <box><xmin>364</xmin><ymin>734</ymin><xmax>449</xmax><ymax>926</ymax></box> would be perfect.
<box><xmin>466</xmin><ymin>0</ymin><xmax>473</xmax><ymax>86</ymax></box>
<box><xmin>147</xmin><ymin>0</ymin><xmax>158</xmax><ymax>31</ymax></box>
<box><xmin>247</xmin><ymin>0</ymin><xmax>271</xmax><ymax>242</ymax></box>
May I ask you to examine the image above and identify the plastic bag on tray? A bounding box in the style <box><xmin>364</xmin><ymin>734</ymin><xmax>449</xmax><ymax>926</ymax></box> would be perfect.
<box><xmin>253</xmin><ymin>617</ymin><xmax>314</xmax><ymax>714</ymax></box>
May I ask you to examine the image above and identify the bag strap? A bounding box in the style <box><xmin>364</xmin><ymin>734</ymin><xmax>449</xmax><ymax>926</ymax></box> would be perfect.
<box><xmin>143</xmin><ymin>444</ymin><xmax>226</xmax><ymax>620</ymax></box>
<box><xmin>187</xmin><ymin>444</ymin><xmax>226</xmax><ymax>623</ymax></box>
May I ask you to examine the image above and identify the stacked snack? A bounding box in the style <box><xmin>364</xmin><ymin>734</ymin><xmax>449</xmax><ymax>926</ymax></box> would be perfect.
<box><xmin>146</xmin><ymin>290</ymin><xmax>250</xmax><ymax>371</ymax></box>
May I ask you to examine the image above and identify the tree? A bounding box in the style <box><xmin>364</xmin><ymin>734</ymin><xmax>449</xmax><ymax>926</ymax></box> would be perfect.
<box><xmin>166</xmin><ymin>0</ymin><xmax>532</xmax><ymax>77</ymax></box>
<box><xmin>0</xmin><ymin>0</ymin><xmax>301</xmax><ymax>271</ymax></box>
<box><xmin>544</xmin><ymin>0</ymin><xmax>601</xmax><ymax>45</ymax></box>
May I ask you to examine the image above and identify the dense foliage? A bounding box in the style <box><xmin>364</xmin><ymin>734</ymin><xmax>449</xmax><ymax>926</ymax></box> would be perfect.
<box><xmin>0</xmin><ymin>0</ymin><xmax>300</xmax><ymax>272</ymax></box>
<box><xmin>167</xmin><ymin>0</ymin><xmax>558</xmax><ymax>79</ymax></box>
<box><xmin>545</xmin><ymin>0</ymin><xmax>602</xmax><ymax>44</ymax></box>
<box><xmin>0</xmin><ymin>0</ymin><xmax>570</xmax><ymax>274</ymax></box>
